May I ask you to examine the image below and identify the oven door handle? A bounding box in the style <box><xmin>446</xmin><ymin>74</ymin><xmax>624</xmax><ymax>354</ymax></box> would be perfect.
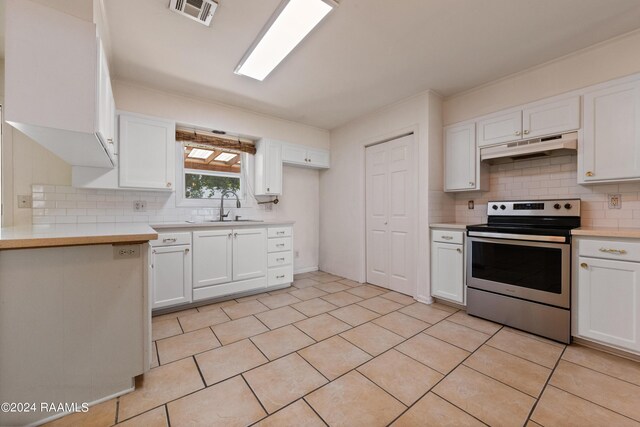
<box><xmin>467</xmin><ymin>231</ymin><xmax>567</xmax><ymax>243</ymax></box>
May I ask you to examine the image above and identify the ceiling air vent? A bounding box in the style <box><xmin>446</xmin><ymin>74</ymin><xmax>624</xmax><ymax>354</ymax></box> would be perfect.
<box><xmin>169</xmin><ymin>0</ymin><xmax>218</xmax><ymax>26</ymax></box>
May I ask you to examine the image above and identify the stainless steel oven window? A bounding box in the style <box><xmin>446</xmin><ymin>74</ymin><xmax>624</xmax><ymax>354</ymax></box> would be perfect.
<box><xmin>466</xmin><ymin>236</ymin><xmax>570</xmax><ymax>308</ymax></box>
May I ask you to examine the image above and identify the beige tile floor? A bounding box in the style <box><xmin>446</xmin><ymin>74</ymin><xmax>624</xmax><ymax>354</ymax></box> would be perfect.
<box><xmin>46</xmin><ymin>271</ymin><xmax>640</xmax><ymax>427</ymax></box>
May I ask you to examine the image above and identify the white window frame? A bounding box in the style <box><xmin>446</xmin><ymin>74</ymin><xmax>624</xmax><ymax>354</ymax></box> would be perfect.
<box><xmin>175</xmin><ymin>143</ymin><xmax>247</xmax><ymax>208</ymax></box>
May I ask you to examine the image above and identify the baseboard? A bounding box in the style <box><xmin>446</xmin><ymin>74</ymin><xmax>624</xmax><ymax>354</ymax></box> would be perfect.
<box><xmin>294</xmin><ymin>266</ymin><xmax>319</xmax><ymax>274</ymax></box>
<box><xmin>415</xmin><ymin>295</ymin><xmax>434</xmax><ymax>304</ymax></box>
<box><xmin>31</xmin><ymin>384</ymin><xmax>134</xmax><ymax>426</ymax></box>
<box><xmin>572</xmin><ymin>337</ymin><xmax>640</xmax><ymax>362</ymax></box>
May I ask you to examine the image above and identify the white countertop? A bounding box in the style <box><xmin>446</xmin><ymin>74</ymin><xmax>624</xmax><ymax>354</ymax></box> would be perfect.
<box><xmin>429</xmin><ymin>223</ymin><xmax>468</xmax><ymax>230</ymax></box>
<box><xmin>572</xmin><ymin>227</ymin><xmax>640</xmax><ymax>239</ymax></box>
<box><xmin>150</xmin><ymin>220</ymin><xmax>295</xmax><ymax>230</ymax></box>
<box><xmin>0</xmin><ymin>223</ymin><xmax>158</xmax><ymax>250</ymax></box>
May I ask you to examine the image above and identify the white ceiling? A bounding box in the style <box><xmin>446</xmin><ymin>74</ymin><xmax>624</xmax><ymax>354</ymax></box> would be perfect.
<box><xmin>101</xmin><ymin>0</ymin><xmax>640</xmax><ymax>129</ymax></box>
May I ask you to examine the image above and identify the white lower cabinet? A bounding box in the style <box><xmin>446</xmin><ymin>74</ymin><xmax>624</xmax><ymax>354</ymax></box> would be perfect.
<box><xmin>267</xmin><ymin>226</ymin><xmax>294</xmax><ymax>287</ymax></box>
<box><xmin>576</xmin><ymin>251</ymin><xmax>640</xmax><ymax>353</ymax></box>
<box><xmin>150</xmin><ymin>233</ymin><xmax>192</xmax><ymax>309</ymax></box>
<box><xmin>430</xmin><ymin>229</ymin><xmax>465</xmax><ymax>304</ymax></box>
<box><xmin>193</xmin><ymin>229</ymin><xmax>233</xmax><ymax>288</ymax></box>
<box><xmin>233</xmin><ymin>228</ymin><xmax>268</xmax><ymax>281</ymax></box>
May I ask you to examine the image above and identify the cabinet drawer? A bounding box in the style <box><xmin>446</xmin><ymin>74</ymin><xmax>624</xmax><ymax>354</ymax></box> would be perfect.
<box><xmin>268</xmin><ymin>251</ymin><xmax>293</xmax><ymax>268</ymax></box>
<box><xmin>268</xmin><ymin>227</ymin><xmax>292</xmax><ymax>238</ymax></box>
<box><xmin>150</xmin><ymin>232</ymin><xmax>191</xmax><ymax>247</ymax></box>
<box><xmin>579</xmin><ymin>239</ymin><xmax>640</xmax><ymax>263</ymax></box>
<box><xmin>432</xmin><ymin>230</ymin><xmax>464</xmax><ymax>245</ymax></box>
<box><xmin>268</xmin><ymin>266</ymin><xmax>293</xmax><ymax>286</ymax></box>
<box><xmin>268</xmin><ymin>237</ymin><xmax>292</xmax><ymax>253</ymax></box>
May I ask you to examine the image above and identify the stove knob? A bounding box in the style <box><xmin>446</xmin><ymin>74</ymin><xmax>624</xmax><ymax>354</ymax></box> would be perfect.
<box><xmin>492</xmin><ymin>205</ymin><xmax>498</xmax><ymax>210</ymax></box>
<box><xmin>564</xmin><ymin>203</ymin><xmax>572</xmax><ymax>210</ymax></box>
<box><xmin>500</xmin><ymin>205</ymin><xmax>506</xmax><ymax>210</ymax></box>
<box><xmin>554</xmin><ymin>203</ymin><xmax>561</xmax><ymax>210</ymax></box>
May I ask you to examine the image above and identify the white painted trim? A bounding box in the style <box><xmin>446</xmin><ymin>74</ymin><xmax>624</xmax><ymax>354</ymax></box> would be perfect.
<box><xmin>29</xmin><ymin>384</ymin><xmax>134</xmax><ymax>427</ymax></box>
<box><xmin>294</xmin><ymin>265</ymin><xmax>318</xmax><ymax>274</ymax></box>
<box><xmin>415</xmin><ymin>295</ymin><xmax>434</xmax><ymax>305</ymax></box>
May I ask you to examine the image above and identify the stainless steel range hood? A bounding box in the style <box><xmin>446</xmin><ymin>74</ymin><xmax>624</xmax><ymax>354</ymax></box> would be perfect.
<box><xmin>481</xmin><ymin>132</ymin><xmax>578</xmax><ymax>164</ymax></box>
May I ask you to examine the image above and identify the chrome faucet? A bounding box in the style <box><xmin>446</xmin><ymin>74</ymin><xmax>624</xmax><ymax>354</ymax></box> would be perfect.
<box><xmin>220</xmin><ymin>190</ymin><xmax>241</xmax><ymax>221</ymax></box>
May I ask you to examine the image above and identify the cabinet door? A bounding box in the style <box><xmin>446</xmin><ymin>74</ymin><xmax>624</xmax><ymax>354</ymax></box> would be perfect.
<box><xmin>233</xmin><ymin>228</ymin><xmax>267</xmax><ymax>282</ymax></box>
<box><xmin>522</xmin><ymin>96</ymin><xmax>580</xmax><ymax>139</ymax></box>
<box><xmin>306</xmin><ymin>148</ymin><xmax>330</xmax><ymax>168</ymax></box>
<box><xmin>119</xmin><ymin>114</ymin><xmax>176</xmax><ymax>190</ymax></box>
<box><xmin>577</xmin><ymin>256</ymin><xmax>640</xmax><ymax>352</ymax></box>
<box><xmin>193</xmin><ymin>229</ymin><xmax>233</xmax><ymax>288</ymax></box>
<box><xmin>152</xmin><ymin>245</ymin><xmax>192</xmax><ymax>309</ymax></box>
<box><xmin>431</xmin><ymin>242</ymin><xmax>464</xmax><ymax>304</ymax></box>
<box><xmin>444</xmin><ymin>123</ymin><xmax>476</xmax><ymax>191</ymax></box>
<box><xmin>281</xmin><ymin>143</ymin><xmax>308</xmax><ymax>166</ymax></box>
<box><xmin>582</xmin><ymin>80</ymin><xmax>640</xmax><ymax>182</ymax></box>
<box><xmin>96</xmin><ymin>39</ymin><xmax>115</xmax><ymax>156</ymax></box>
<box><xmin>265</xmin><ymin>141</ymin><xmax>283</xmax><ymax>194</ymax></box>
<box><xmin>477</xmin><ymin>110</ymin><xmax>522</xmax><ymax>147</ymax></box>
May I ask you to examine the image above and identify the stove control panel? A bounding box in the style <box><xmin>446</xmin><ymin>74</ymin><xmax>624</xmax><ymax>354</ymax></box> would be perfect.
<box><xmin>488</xmin><ymin>199</ymin><xmax>580</xmax><ymax>217</ymax></box>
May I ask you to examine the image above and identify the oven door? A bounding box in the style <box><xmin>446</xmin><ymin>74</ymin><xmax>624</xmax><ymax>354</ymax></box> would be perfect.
<box><xmin>466</xmin><ymin>234</ymin><xmax>570</xmax><ymax>308</ymax></box>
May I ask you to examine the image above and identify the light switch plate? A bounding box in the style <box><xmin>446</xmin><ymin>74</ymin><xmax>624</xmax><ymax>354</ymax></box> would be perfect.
<box><xmin>608</xmin><ymin>193</ymin><xmax>621</xmax><ymax>209</ymax></box>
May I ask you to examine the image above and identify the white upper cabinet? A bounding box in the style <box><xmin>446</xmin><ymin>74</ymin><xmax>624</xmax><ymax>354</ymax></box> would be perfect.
<box><xmin>522</xmin><ymin>96</ymin><xmax>580</xmax><ymax>139</ymax></box>
<box><xmin>119</xmin><ymin>113</ymin><xmax>176</xmax><ymax>190</ymax></box>
<box><xmin>476</xmin><ymin>95</ymin><xmax>580</xmax><ymax>147</ymax></box>
<box><xmin>254</xmin><ymin>139</ymin><xmax>283</xmax><ymax>196</ymax></box>
<box><xmin>580</xmin><ymin>77</ymin><xmax>640</xmax><ymax>183</ymax></box>
<box><xmin>4</xmin><ymin>0</ymin><xmax>116</xmax><ymax>168</ymax></box>
<box><xmin>477</xmin><ymin>110</ymin><xmax>523</xmax><ymax>147</ymax></box>
<box><xmin>282</xmin><ymin>143</ymin><xmax>330</xmax><ymax>169</ymax></box>
<box><xmin>444</xmin><ymin>122</ymin><xmax>486</xmax><ymax>192</ymax></box>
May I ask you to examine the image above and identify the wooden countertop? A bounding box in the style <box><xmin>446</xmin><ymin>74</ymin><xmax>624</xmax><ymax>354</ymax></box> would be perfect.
<box><xmin>0</xmin><ymin>223</ymin><xmax>158</xmax><ymax>250</ymax></box>
<box><xmin>572</xmin><ymin>227</ymin><xmax>640</xmax><ymax>239</ymax></box>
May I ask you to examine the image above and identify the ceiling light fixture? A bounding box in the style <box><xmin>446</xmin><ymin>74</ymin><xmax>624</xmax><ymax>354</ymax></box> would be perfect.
<box><xmin>234</xmin><ymin>0</ymin><xmax>337</xmax><ymax>81</ymax></box>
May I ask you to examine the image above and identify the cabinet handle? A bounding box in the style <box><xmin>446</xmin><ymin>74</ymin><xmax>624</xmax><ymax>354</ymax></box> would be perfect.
<box><xmin>163</xmin><ymin>238</ymin><xmax>177</xmax><ymax>243</ymax></box>
<box><xmin>267</xmin><ymin>187</ymin><xmax>270</xmax><ymax>192</ymax></box>
<box><xmin>276</xmin><ymin>243</ymin><xmax>285</xmax><ymax>247</ymax></box>
<box><xmin>277</xmin><ymin>231</ymin><xmax>285</xmax><ymax>235</ymax></box>
<box><xmin>599</xmin><ymin>248</ymin><xmax>627</xmax><ymax>255</ymax></box>
<box><xmin>456</xmin><ymin>248</ymin><xmax>462</xmax><ymax>253</ymax></box>
<box><xmin>523</xmin><ymin>129</ymin><xmax>530</xmax><ymax>135</ymax></box>
<box><xmin>442</xmin><ymin>236</ymin><xmax>453</xmax><ymax>240</ymax></box>
<box><xmin>469</xmin><ymin>182</ymin><xmax>474</xmax><ymax>187</ymax></box>
<box><xmin>585</xmin><ymin>171</ymin><xmax>594</xmax><ymax>177</ymax></box>
<box><xmin>152</xmin><ymin>249</ymin><xmax>156</xmax><ymax>254</ymax></box>
<box><xmin>580</xmin><ymin>262</ymin><xmax>589</xmax><ymax>269</ymax></box>
<box><xmin>166</xmin><ymin>182</ymin><xmax>172</xmax><ymax>188</ymax></box>
<box><xmin>228</xmin><ymin>233</ymin><xmax>232</xmax><ymax>238</ymax></box>
<box><xmin>185</xmin><ymin>248</ymin><xmax>190</xmax><ymax>253</ymax></box>
<box><xmin>276</xmin><ymin>275</ymin><xmax>285</xmax><ymax>279</ymax></box>
<box><xmin>277</xmin><ymin>257</ymin><xmax>285</xmax><ymax>261</ymax></box>
<box><xmin>234</xmin><ymin>233</ymin><xmax>238</xmax><ymax>238</ymax></box>
<box><xmin>515</xmin><ymin>130</ymin><xmax>521</xmax><ymax>136</ymax></box>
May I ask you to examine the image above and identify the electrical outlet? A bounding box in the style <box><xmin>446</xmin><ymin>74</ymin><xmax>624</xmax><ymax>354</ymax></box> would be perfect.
<box><xmin>468</xmin><ymin>200</ymin><xmax>474</xmax><ymax>210</ymax></box>
<box><xmin>133</xmin><ymin>200</ymin><xmax>147</xmax><ymax>212</ymax></box>
<box><xmin>608</xmin><ymin>193</ymin><xmax>621</xmax><ymax>209</ymax></box>
<box><xmin>114</xmin><ymin>245</ymin><xmax>140</xmax><ymax>259</ymax></box>
<box><xmin>17</xmin><ymin>195</ymin><xmax>32</xmax><ymax>209</ymax></box>
<box><xmin>264</xmin><ymin>203</ymin><xmax>273</xmax><ymax>212</ymax></box>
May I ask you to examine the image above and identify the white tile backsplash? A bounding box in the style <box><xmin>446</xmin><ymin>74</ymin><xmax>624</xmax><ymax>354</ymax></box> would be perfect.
<box><xmin>454</xmin><ymin>154</ymin><xmax>640</xmax><ymax>228</ymax></box>
<box><xmin>31</xmin><ymin>185</ymin><xmax>280</xmax><ymax>225</ymax></box>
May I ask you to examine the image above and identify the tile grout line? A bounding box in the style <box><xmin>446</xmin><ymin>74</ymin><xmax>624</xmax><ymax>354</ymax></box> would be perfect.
<box><xmin>559</xmin><ymin>357</ymin><xmax>640</xmax><ymax>389</ymax></box>
<box><xmin>482</xmin><ymin>340</ymin><xmax>561</xmax><ymax>371</ymax></box>
<box><xmin>164</xmin><ymin>404</ymin><xmax>172</xmax><ymax>427</ymax></box>
<box><xmin>385</xmin><ymin>323</ymin><xmax>505</xmax><ymax>427</ymax></box>
<box><xmin>524</xmin><ymin>344</ymin><xmax>568</xmax><ymax>425</ymax></box>
<box><xmin>239</xmin><ymin>373</ymin><xmax>270</xmax><ymax>418</ymax></box>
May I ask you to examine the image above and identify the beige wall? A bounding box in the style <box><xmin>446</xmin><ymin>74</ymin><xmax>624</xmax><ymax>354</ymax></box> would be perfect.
<box><xmin>443</xmin><ymin>29</ymin><xmax>640</xmax><ymax>125</ymax></box>
<box><xmin>320</xmin><ymin>91</ymin><xmax>451</xmax><ymax>301</ymax></box>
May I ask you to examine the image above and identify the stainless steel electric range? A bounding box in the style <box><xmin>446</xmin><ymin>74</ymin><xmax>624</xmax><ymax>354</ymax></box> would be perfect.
<box><xmin>466</xmin><ymin>199</ymin><xmax>581</xmax><ymax>343</ymax></box>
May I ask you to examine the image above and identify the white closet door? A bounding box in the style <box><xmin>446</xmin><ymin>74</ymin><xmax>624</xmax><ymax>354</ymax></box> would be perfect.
<box><xmin>366</xmin><ymin>134</ymin><xmax>416</xmax><ymax>295</ymax></box>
